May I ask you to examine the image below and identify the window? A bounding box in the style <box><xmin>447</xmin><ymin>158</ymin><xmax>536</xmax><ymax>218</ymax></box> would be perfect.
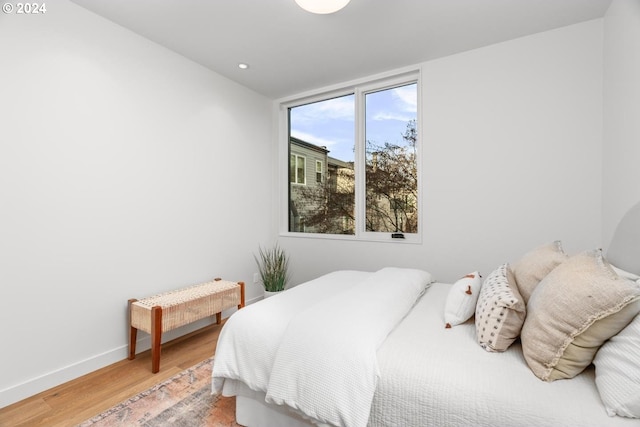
<box><xmin>285</xmin><ymin>72</ymin><xmax>419</xmax><ymax>241</ymax></box>
<box><xmin>289</xmin><ymin>154</ymin><xmax>306</xmax><ymax>185</ymax></box>
<box><xmin>316</xmin><ymin>160</ymin><xmax>323</xmax><ymax>183</ymax></box>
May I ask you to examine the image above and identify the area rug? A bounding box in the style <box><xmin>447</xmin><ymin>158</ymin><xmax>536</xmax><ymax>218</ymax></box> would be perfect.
<box><xmin>77</xmin><ymin>358</ymin><xmax>240</xmax><ymax>427</ymax></box>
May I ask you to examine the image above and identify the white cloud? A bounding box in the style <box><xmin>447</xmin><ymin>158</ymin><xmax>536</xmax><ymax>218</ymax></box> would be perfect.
<box><xmin>392</xmin><ymin>85</ymin><xmax>417</xmax><ymax>113</ymax></box>
<box><xmin>290</xmin><ymin>130</ymin><xmax>338</xmax><ymax>149</ymax></box>
<box><xmin>369</xmin><ymin>84</ymin><xmax>417</xmax><ymax>122</ymax></box>
<box><xmin>292</xmin><ymin>95</ymin><xmax>355</xmax><ymax>123</ymax></box>
<box><xmin>372</xmin><ymin>111</ymin><xmax>414</xmax><ymax>122</ymax></box>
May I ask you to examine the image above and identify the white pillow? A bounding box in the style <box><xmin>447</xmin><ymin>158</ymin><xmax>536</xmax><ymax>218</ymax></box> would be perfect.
<box><xmin>611</xmin><ymin>264</ymin><xmax>640</xmax><ymax>284</ymax></box>
<box><xmin>594</xmin><ymin>314</ymin><xmax>640</xmax><ymax>418</ymax></box>
<box><xmin>444</xmin><ymin>272</ymin><xmax>482</xmax><ymax>328</ymax></box>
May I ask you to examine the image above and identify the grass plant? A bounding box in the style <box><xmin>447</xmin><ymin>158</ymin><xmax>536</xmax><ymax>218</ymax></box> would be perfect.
<box><xmin>254</xmin><ymin>244</ymin><xmax>290</xmax><ymax>292</ymax></box>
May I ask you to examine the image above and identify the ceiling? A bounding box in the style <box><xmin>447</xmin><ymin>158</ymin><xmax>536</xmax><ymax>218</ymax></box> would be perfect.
<box><xmin>70</xmin><ymin>0</ymin><xmax>612</xmax><ymax>99</ymax></box>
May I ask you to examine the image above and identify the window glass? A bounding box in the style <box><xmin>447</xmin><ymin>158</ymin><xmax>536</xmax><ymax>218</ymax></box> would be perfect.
<box><xmin>316</xmin><ymin>160</ymin><xmax>323</xmax><ymax>183</ymax></box>
<box><xmin>365</xmin><ymin>83</ymin><xmax>418</xmax><ymax>233</ymax></box>
<box><xmin>289</xmin><ymin>95</ymin><xmax>355</xmax><ymax>234</ymax></box>
<box><xmin>286</xmin><ymin>76</ymin><xmax>418</xmax><ymax>240</ymax></box>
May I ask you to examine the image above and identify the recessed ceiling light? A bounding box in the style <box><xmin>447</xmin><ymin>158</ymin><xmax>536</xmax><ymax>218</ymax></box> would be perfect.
<box><xmin>238</xmin><ymin>63</ymin><xmax>249</xmax><ymax>70</ymax></box>
<box><xmin>295</xmin><ymin>0</ymin><xmax>350</xmax><ymax>14</ymax></box>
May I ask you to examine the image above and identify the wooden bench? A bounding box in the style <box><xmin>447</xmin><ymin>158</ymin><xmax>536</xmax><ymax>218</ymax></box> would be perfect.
<box><xmin>128</xmin><ymin>278</ymin><xmax>245</xmax><ymax>373</ymax></box>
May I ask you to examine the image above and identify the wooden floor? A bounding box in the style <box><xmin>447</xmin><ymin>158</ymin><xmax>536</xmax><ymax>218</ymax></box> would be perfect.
<box><xmin>0</xmin><ymin>322</ymin><xmax>225</xmax><ymax>427</ymax></box>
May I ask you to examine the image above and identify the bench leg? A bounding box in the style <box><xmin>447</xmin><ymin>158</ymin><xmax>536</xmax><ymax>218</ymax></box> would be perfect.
<box><xmin>238</xmin><ymin>281</ymin><xmax>245</xmax><ymax>309</ymax></box>
<box><xmin>128</xmin><ymin>299</ymin><xmax>138</xmax><ymax>360</ymax></box>
<box><xmin>151</xmin><ymin>305</ymin><xmax>163</xmax><ymax>373</ymax></box>
<box><xmin>129</xmin><ymin>327</ymin><xmax>138</xmax><ymax>360</ymax></box>
<box><xmin>216</xmin><ymin>312</ymin><xmax>222</xmax><ymax>325</ymax></box>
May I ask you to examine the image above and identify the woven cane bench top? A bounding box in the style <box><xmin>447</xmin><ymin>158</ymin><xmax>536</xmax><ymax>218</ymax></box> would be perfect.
<box><xmin>133</xmin><ymin>279</ymin><xmax>240</xmax><ymax>309</ymax></box>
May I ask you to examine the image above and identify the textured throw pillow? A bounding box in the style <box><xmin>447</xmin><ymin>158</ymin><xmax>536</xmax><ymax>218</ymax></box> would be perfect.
<box><xmin>475</xmin><ymin>264</ymin><xmax>526</xmax><ymax>352</ymax></box>
<box><xmin>521</xmin><ymin>250</ymin><xmax>640</xmax><ymax>382</ymax></box>
<box><xmin>444</xmin><ymin>272</ymin><xmax>482</xmax><ymax>328</ymax></box>
<box><xmin>511</xmin><ymin>241</ymin><xmax>568</xmax><ymax>304</ymax></box>
<box><xmin>594</xmin><ymin>314</ymin><xmax>640</xmax><ymax>418</ymax></box>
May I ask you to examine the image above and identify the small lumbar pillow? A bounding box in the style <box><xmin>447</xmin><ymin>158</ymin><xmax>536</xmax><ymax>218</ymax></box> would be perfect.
<box><xmin>594</xmin><ymin>314</ymin><xmax>640</xmax><ymax>418</ymax></box>
<box><xmin>444</xmin><ymin>272</ymin><xmax>482</xmax><ymax>328</ymax></box>
<box><xmin>475</xmin><ymin>264</ymin><xmax>526</xmax><ymax>352</ymax></box>
<box><xmin>511</xmin><ymin>241</ymin><xmax>567</xmax><ymax>304</ymax></box>
<box><xmin>521</xmin><ymin>249</ymin><xmax>640</xmax><ymax>382</ymax></box>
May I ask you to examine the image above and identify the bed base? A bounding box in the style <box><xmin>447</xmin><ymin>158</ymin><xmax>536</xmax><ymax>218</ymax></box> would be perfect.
<box><xmin>222</xmin><ymin>380</ymin><xmax>320</xmax><ymax>427</ymax></box>
<box><xmin>236</xmin><ymin>396</ymin><xmax>315</xmax><ymax>427</ymax></box>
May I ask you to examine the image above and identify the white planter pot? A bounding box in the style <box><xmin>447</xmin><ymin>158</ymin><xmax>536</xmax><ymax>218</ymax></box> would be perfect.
<box><xmin>264</xmin><ymin>290</ymin><xmax>282</xmax><ymax>299</ymax></box>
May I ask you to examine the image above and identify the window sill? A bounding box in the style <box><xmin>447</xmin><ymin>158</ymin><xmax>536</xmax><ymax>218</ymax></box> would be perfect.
<box><xmin>279</xmin><ymin>231</ymin><xmax>422</xmax><ymax>244</ymax></box>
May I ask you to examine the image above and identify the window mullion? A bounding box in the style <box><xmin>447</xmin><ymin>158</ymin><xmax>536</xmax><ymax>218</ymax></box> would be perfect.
<box><xmin>354</xmin><ymin>87</ymin><xmax>366</xmax><ymax>239</ymax></box>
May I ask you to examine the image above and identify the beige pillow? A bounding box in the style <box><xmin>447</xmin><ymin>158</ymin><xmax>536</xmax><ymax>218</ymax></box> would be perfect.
<box><xmin>521</xmin><ymin>250</ymin><xmax>640</xmax><ymax>382</ymax></box>
<box><xmin>475</xmin><ymin>264</ymin><xmax>526</xmax><ymax>352</ymax></box>
<box><xmin>511</xmin><ymin>241</ymin><xmax>567</xmax><ymax>304</ymax></box>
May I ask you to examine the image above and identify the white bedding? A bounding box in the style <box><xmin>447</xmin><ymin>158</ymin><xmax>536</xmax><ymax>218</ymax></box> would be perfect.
<box><xmin>212</xmin><ymin>270</ymin><xmax>372</xmax><ymax>395</ymax></box>
<box><xmin>369</xmin><ymin>282</ymin><xmax>635</xmax><ymax>427</ymax></box>
<box><xmin>213</xmin><ymin>268</ymin><xmax>432</xmax><ymax>427</ymax></box>
<box><xmin>213</xmin><ymin>273</ymin><xmax>635</xmax><ymax>427</ymax></box>
<box><xmin>265</xmin><ymin>268</ymin><xmax>432</xmax><ymax>427</ymax></box>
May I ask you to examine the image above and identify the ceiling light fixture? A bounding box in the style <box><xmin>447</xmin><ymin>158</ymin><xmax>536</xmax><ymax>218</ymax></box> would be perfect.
<box><xmin>295</xmin><ymin>0</ymin><xmax>351</xmax><ymax>14</ymax></box>
<box><xmin>238</xmin><ymin>63</ymin><xmax>249</xmax><ymax>70</ymax></box>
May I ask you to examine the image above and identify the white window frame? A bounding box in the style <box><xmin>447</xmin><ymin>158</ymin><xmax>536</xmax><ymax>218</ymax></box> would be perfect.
<box><xmin>279</xmin><ymin>67</ymin><xmax>422</xmax><ymax>243</ymax></box>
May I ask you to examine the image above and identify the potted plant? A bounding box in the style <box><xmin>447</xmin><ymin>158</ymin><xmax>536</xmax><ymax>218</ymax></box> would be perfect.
<box><xmin>254</xmin><ymin>243</ymin><xmax>290</xmax><ymax>298</ymax></box>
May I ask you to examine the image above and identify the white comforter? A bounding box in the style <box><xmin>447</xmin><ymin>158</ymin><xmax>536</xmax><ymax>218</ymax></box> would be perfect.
<box><xmin>369</xmin><ymin>282</ymin><xmax>637</xmax><ymax>427</ymax></box>
<box><xmin>212</xmin><ymin>268</ymin><xmax>432</xmax><ymax>427</ymax></box>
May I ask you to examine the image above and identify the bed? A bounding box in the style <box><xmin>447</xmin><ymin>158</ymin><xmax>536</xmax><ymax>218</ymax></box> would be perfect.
<box><xmin>212</xmin><ymin>202</ymin><xmax>640</xmax><ymax>427</ymax></box>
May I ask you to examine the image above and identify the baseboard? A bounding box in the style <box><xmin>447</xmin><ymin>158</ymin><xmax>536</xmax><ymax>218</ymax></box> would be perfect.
<box><xmin>0</xmin><ymin>296</ymin><xmax>261</xmax><ymax>409</ymax></box>
<box><xmin>0</xmin><ymin>341</ymin><xmax>129</xmax><ymax>409</ymax></box>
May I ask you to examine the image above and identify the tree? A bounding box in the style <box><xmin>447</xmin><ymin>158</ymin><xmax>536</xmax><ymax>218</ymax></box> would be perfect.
<box><xmin>365</xmin><ymin>120</ymin><xmax>417</xmax><ymax>233</ymax></box>
<box><xmin>294</xmin><ymin>164</ymin><xmax>355</xmax><ymax>234</ymax></box>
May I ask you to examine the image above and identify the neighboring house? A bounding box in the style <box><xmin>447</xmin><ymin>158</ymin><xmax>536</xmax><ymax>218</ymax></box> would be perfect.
<box><xmin>289</xmin><ymin>137</ymin><xmax>328</xmax><ymax>188</ymax></box>
<box><xmin>289</xmin><ymin>137</ymin><xmax>354</xmax><ymax>233</ymax></box>
<box><xmin>327</xmin><ymin>156</ymin><xmax>353</xmax><ymax>195</ymax></box>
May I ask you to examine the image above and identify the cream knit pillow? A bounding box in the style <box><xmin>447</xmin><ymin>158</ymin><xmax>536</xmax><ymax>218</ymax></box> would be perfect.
<box><xmin>521</xmin><ymin>250</ymin><xmax>640</xmax><ymax>382</ymax></box>
<box><xmin>511</xmin><ymin>241</ymin><xmax>567</xmax><ymax>304</ymax></box>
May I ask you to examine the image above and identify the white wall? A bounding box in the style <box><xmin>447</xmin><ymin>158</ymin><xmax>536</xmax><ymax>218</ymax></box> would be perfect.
<box><xmin>0</xmin><ymin>1</ymin><xmax>273</xmax><ymax>407</ymax></box>
<box><xmin>602</xmin><ymin>0</ymin><xmax>640</xmax><ymax>246</ymax></box>
<box><xmin>0</xmin><ymin>3</ymin><xmax>618</xmax><ymax>410</ymax></box>
<box><xmin>279</xmin><ymin>20</ymin><xmax>604</xmax><ymax>286</ymax></box>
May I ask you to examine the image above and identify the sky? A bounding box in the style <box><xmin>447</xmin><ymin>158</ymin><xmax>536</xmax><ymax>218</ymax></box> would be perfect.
<box><xmin>290</xmin><ymin>83</ymin><xmax>417</xmax><ymax>162</ymax></box>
